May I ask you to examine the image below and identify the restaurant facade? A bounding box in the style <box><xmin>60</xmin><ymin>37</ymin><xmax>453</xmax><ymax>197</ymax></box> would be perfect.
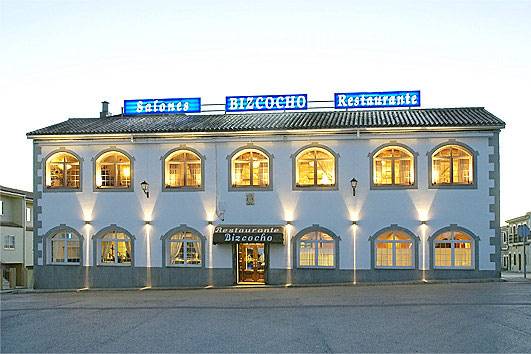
<box><xmin>27</xmin><ymin>100</ymin><xmax>505</xmax><ymax>288</ymax></box>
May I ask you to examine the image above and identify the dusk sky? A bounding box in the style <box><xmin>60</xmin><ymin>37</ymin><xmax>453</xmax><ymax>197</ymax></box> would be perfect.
<box><xmin>1</xmin><ymin>0</ymin><xmax>530</xmax><ymax>221</ymax></box>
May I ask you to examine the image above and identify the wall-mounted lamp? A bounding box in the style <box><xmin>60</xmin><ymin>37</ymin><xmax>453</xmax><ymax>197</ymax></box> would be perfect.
<box><xmin>140</xmin><ymin>180</ymin><xmax>150</xmax><ymax>198</ymax></box>
<box><xmin>420</xmin><ymin>220</ymin><xmax>427</xmax><ymax>225</ymax></box>
<box><xmin>207</xmin><ymin>221</ymin><xmax>214</xmax><ymax>225</ymax></box>
<box><xmin>285</xmin><ymin>220</ymin><xmax>293</xmax><ymax>225</ymax></box>
<box><xmin>144</xmin><ymin>220</ymin><xmax>152</xmax><ymax>225</ymax></box>
<box><xmin>351</xmin><ymin>220</ymin><xmax>358</xmax><ymax>225</ymax></box>
<box><xmin>84</xmin><ymin>220</ymin><xmax>92</xmax><ymax>225</ymax></box>
<box><xmin>350</xmin><ymin>177</ymin><xmax>358</xmax><ymax>196</ymax></box>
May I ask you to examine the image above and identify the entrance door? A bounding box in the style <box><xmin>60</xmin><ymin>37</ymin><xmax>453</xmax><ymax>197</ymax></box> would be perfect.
<box><xmin>238</xmin><ymin>243</ymin><xmax>265</xmax><ymax>283</ymax></box>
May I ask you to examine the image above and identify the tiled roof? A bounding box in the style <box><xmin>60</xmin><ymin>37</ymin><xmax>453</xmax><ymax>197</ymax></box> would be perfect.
<box><xmin>0</xmin><ymin>185</ymin><xmax>33</xmax><ymax>199</ymax></box>
<box><xmin>27</xmin><ymin>107</ymin><xmax>505</xmax><ymax>137</ymax></box>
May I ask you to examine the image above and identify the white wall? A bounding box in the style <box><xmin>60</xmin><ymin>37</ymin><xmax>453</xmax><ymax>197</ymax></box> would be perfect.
<box><xmin>36</xmin><ymin>130</ymin><xmax>496</xmax><ymax>271</ymax></box>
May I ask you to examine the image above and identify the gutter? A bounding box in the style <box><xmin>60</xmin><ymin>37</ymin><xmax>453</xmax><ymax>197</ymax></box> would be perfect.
<box><xmin>26</xmin><ymin>125</ymin><xmax>505</xmax><ymax>141</ymax></box>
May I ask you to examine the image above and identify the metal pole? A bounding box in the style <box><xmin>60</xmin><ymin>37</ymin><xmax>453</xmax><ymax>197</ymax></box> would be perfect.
<box><xmin>524</xmin><ymin>233</ymin><xmax>527</xmax><ymax>279</ymax></box>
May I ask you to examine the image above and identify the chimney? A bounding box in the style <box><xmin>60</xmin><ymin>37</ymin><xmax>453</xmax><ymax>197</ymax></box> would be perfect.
<box><xmin>100</xmin><ymin>101</ymin><xmax>109</xmax><ymax>118</ymax></box>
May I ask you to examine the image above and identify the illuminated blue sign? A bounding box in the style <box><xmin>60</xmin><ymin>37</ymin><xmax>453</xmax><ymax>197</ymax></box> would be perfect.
<box><xmin>226</xmin><ymin>94</ymin><xmax>307</xmax><ymax>112</ymax></box>
<box><xmin>335</xmin><ymin>91</ymin><xmax>420</xmax><ymax>109</ymax></box>
<box><xmin>124</xmin><ymin>97</ymin><xmax>201</xmax><ymax>115</ymax></box>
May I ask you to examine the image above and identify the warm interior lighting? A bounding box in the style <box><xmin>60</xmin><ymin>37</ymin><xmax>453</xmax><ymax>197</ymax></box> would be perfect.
<box><xmin>373</xmin><ymin>146</ymin><xmax>414</xmax><ymax>186</ymax></box>
<box><xmin>296</xmin><ymin>147</ymin><xmax>335</xmax><ymax>187</ymax></box>
<box><xmin>432</xmin><ymin>145</ymin><xmax>473</xmax><ymax>185</ymax></box>
<box><xmin>95</xmin><ymin>151</ymin><xmax>131</xmax><ymax>188</ymax></box>
<box><xmin>46</xmin><ymin>152</ymin><xmax>80</xmax><ymax>189</ymax></box>
<box><xmin>165</xmin><ymin>150</ymin><xmax>202</xmax><ymax>188</ymax></box>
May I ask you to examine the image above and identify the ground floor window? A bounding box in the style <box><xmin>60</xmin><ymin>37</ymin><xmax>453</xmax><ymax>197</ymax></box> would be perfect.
<box><xmin>167</xmin><ymin>231</ymin><xmax>201</xmax><ymax>266</ymax></box>
<box><xmin>296</xmin><ymin>228</ymin><xmax>336</xmax><ymax>268</ymax></box>
<box><xmin>51</xmin><ymin>231</ymin><xmax>80</xmax><ymax>263</ymax></box>
<box><xmin>433</xmin><ymin>230</ymin><xmax>474</xmax><ymax>268</ymax></box>
<box><xmin>374</xmin><ymin>230</ymin><xmax>414</xmax><ymax>268</ymax></box>
<box><xmin>98</xmin><ymin>231</ymin><xmax>132</xmax><ymax>265</ymax></box>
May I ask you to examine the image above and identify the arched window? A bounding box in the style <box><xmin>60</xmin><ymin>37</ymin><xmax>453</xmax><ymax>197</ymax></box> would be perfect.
<box><xmin>167</xmin><ymin>231</ymin><xmax>202</xmax><ymax>266</ymax></box>
<box><xmin>164</xmin><ymin>149</ymin><xmax>202</xmax><ymax>189</ymax></box>
<box><xmin>372</xmin><ymin>146</ymin><xmax>415</xmax><ymax>186</ymax></box>
<box><xmin>374</xmin><ymin>230</ymin><xmax>414</xmax><ymax>268</ymax></box>
<box><xmin>296</xmin><ymin>228</ymin><xmax>337</xmax><ymax>268</ymax></box>
<box><xmin>45</xmin><ymin>152</ymin><xmax>80</xmax><ymax>189</ymax></box>
<box><xmin>95</xmin><ymin>150</ymin><xmax>132</xmax><ymax>189</ymax></box>
<box><xmin>161</xmin><ymin>226</ymin><xmax>205</xmax><ymax>267</ymax></box>
<box><xmin>432</xmin><ymin>145</ymin><xmax>473</xmax><ymax>185</ymax></box>
<box><xmin>231</xmin><ymin>148</ymin><xmax>270</xmax><ymax>188</ymax></box>
<box><xmin>50</xmin><ymin>230</ymin><xmax>81</xmax><ymax>264</ymax></box>
<box><xmin>295</xmin><ymin>147</ymin><xmax>336</xmax><ymax>187</ymax></box>
<box><xmin>44</xmin><ymin>225</ymin><xmax>83</xmax><ymax>265</ymax></box>
<box><xmin>97</xmin><ymin>230</ymin><xmax>132</xmax><ymax>265</ymax></box>
<box><xmin>433</xmin><ymin>230</ymin><xmax>474</xmax><ymax>268</ymax></box>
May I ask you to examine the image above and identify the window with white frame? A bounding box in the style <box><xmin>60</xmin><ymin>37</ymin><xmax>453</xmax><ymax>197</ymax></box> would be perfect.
<box><xmin>164</xmin><ymin>150</ymin><xmax>202</xmax><ymax>189</ymax></box>
<box><xmin>98</xmin><ymin>231</ymin><xmax>132</xmax><ymax>265</ymax></box>
<box><xmin>231</xmin><ymin>148</ymin><xmax>270</xmax><ymax>188</ymax></box>
<box><xmin>434</xmin><ymin>230</ymin><xmax>474</xmax><ymax>268</ymax></box>
<box><xmin>50</xmin><ymin>231</ymin><xmax>80</xmax><ymax>264</ymax></box>
<box><xmin>0</xmin><ymin>200</ymin><xmax>3</xmax><ymax>215</ymax></box>
<box><xmin>295</xmin><ymin>147</ymin><xmax>336</xmax><ymax>187</ymax></box>
<box><xmin>45</xmin><ymin>152</ymin><xmax>80</xmax><ymax>189</ymax></box>
<box><xmin>4</xmin><ymin>235</ymin><xmax>15</xmax><ymax>250</ymax></box>
<box><xmin>166</xmin><ymin>231</ymin><xmax>202</xmax><ymax>266</ymax></box>
<box><xmin>95</xmin><ymin>151</ymin><xmax>131</xmax><ymax>189</ymax></box>
<box><xmin>26</xmin><ymin>207</ymin><xmax>31</xmax><ymax>222</ymax></box>
<box><xmin>431</xmin><ymin>145</ymin><xmax>473</xmax><ymax>185</ymax></box>
<box><xmin>297</xmin><ymin>230</ymin><xmax>336</xmax><ymax>267</ymax></box>
<box><xmin>374</xmin><ymin>230</ymin><xmax>414</xmax><ymax>268</ymax></box>
<box><xmin>373</xmin><ymin>146</ymin><xmax>414</xmax><ymax>186</ymax></box>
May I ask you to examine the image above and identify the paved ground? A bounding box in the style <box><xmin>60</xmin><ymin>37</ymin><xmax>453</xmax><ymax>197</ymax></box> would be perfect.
<box><xmin>1</xmin><ymin>281</ymin><xmax>531</xmax><ymax>353</ymax></box>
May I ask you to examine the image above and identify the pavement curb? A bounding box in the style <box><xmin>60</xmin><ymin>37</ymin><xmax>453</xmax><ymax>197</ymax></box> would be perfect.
<box><xmin>2</xmin><ymin>277</ymin><xmax>518</xmax><ymax>295</ymax></box>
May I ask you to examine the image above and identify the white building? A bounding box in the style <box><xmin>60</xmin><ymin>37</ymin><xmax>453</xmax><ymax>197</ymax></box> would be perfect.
<box><xmin>0</xmin><ymin>186</ymin><xmax>33</xmax><ymax>288</ymax></box>
<box><xmin>27</xmin><ymin>105</ymin><xmax>504</xmax><ymax>288</ymax></box>
<box><xmin>501</xmin><ymin>212</ymin><xmax>530</xmax><ymax>272</ymax></box>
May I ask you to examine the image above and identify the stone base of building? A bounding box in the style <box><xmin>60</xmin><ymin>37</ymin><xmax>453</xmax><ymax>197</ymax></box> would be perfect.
<box><xmin>33</xmin><ymin>266</ymin><xmax>500</xmax><ymax>289</ymax></box>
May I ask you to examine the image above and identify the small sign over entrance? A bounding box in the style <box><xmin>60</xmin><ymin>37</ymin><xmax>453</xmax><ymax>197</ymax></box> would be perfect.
<box><xmin>213</xmin><ymin>225</ymin><xmax>285</xmax><ymax>244</ymax></box>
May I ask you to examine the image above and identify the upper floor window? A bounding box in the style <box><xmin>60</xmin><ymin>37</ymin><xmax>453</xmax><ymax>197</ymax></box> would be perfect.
<box><xmin>295</xmin><ymin>147</ymin><xmax>336</xmax><ymax>188</ymax></box>
<box><xmin>4</xmin><ymin>235</ymin><xmax>15</xmax><ymax>250</ymax></box>
<box><xmin>95</xmin><ymin>151</ymin><xmax>132</xmax><ymax>189</ymax></box>
<box><xmin>98</xmin><ymin>230</ymin><xmax>132</xmax><ymax>265</ymax></box>
<box><xmin>167</xmin><ymin>231</ymin><xmax>202</xmax><ymax>266</ymax></box>
<box><xmin>432</xmin><ymin>145</ymin><xmax>473</xmax><ymax>185</ymax></box>
<box><xmin>26</xmin><ymin>207</ymin><xmax>31</xmax><ymax>222</ymax></box>
<box><xmin>296</xmin><ymin>229</ymin><xmax>337</xmax><ymax>268</ymax></box>
<box><xmin>164</xmin><ymin>150</ymin><xmax>202</xmax><ymax>189</ymax></box>
<box><xmin>0</xmin><ymin>200</ymin><xmax>3</xmax><ymax>215</ymax></box>
<box><xmin>373</xmin><ymin>146</ymin><xmax>414</xmax><ymax>186</ymax></box>
<box><xmin>231</xmin><ymin>148</ymin><xmax>270</xmax><ymax>188</ymax></box>
<box><xmin>45</xmin><ymin>152</ymin><xmax>80</xmax><ymax>189</ymax></box>
<box><xmin>433</xmin><ymin>230</ymin><xmax>474</xmax><ymax>268</ymax></box>
<box><xmin>374</xmin><ymin>230</ymin><xmax>415</xmax><ymax>268</ymax></box>
<box><xmin>50</xmin><ymin>231</ymin><xmax>80</xmax><ymax>264</ymax></box>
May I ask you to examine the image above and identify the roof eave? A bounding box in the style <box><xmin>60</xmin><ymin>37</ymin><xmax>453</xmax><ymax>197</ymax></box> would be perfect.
<box><xmin>26</xmin><ymin>124</ymin><xmax>506</xmax><ymax>141</ymax></box>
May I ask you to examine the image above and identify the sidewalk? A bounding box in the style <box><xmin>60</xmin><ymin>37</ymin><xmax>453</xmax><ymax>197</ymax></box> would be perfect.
<box><xmin>502</xmin><ymin>271</ymin><xmax>531</xmax><ymax>282</ymax></box>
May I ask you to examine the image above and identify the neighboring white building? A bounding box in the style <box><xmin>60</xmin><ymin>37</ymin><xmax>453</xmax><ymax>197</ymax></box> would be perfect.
<box><xmin>501</xmin><ymin>212</ymin><xmax>530</xmax><ymax>273</ymax></box>
<box><xmin>27</xmin><ymin>105</ymin><xmax>505</xmax><ymax>288</ymax></box>
<box><xmin>0</xmin><ymin>186</ymin><xmax>34</xmax><ymax>288</ymax></box>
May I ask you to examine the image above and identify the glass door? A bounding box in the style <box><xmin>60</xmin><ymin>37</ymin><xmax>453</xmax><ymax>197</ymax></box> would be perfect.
<box><xmin>238</xmin><ymin>243</ymin><xmax>265</xmax><ymax>283</ymax></box>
